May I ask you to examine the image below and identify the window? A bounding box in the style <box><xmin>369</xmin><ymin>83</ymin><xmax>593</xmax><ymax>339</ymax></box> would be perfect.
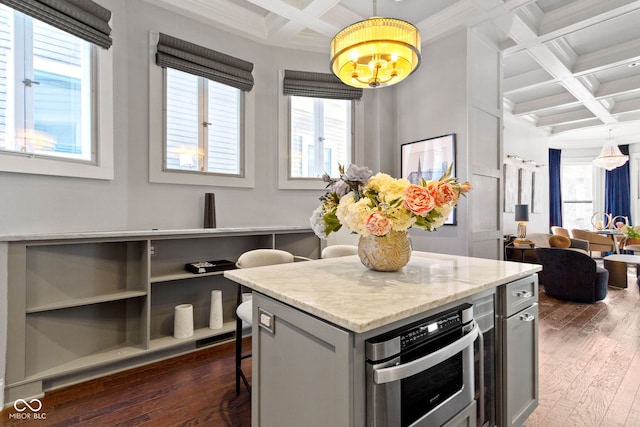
<box><xmin>289</xmin><ymin>96</ymin><xmax>352</xmax><ymax>179</ymax></box>
<box><xmin>164</xmin><ymin>68</ymin><xmax>243</xmax><ymax>176</ymax></box>
<box><xmin>562</xmin><ymin>162</ymin><xmax>593</xmax><ymax>229</ymax></box>
<box><xmin>0</xmin><ymin>5</ymin><xmax>94</xmax><ymax>163</ymax></box>
<box><xmin>150</xmin><ymin>32</ymin><xmax>254</xmax><ymax>188</ymax></box>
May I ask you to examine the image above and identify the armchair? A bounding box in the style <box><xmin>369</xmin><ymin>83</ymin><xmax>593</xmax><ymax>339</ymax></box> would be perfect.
<box><xmin>550</xmin><ymin>226</ymin><xmax>570</xmax><ymax>238</ymax></box>
<box><xmin>534</xmin><ymin>247</ymin><xmax>608</xmax><ymax>303</ymax></box>
<box><xmin>569</xmin><ymin>229</ymin><xmax>615</xmax><ymax>256</ymax></box>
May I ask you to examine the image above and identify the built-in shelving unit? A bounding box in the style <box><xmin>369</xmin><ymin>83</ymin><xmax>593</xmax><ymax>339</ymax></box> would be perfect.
<box><xmin>2</xmin><ymin>227</ymin><xmax>320</xmax><ymax>405</ymax></box>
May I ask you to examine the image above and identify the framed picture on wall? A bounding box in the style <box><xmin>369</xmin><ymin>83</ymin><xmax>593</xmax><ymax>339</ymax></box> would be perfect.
<box><xmin>532</xmin><ymin>170</ymin><xmax>544</xmax><ymax>213</ymax></box>
<box><xmin>519</xmin><ymin>168</ymin><xmax>533</xmax><ymax>209</ymax></box>
<box><xmin>504</xmin><ymin>163</ymin><xmax>518</xmax><ymax>213</ymax></box>
<box><xmin>401</xmin><ymin>133</ymin><xmax>456</xmax><ymax>225</ymax></box>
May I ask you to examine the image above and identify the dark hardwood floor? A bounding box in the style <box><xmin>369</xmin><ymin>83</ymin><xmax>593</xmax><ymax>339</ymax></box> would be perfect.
<box><xmin>3</xmin><ymin>268</ymin><xmax>640</xmax><ymax>427</ymax></box>
<box><xmin>1</xmin><ymin>340</ymin><xmax>252</xmax><ymax>426</ymax></box>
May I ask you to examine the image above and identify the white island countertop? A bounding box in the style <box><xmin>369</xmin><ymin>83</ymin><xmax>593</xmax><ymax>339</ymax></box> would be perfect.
<box><xmin>224</xmin><ymin>252</ymin><xmax>541</xmax><ymax>333</ymax></box>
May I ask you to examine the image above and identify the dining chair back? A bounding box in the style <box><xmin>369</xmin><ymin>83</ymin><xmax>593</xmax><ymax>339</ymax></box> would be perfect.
<box><xmin>321</xmin><ymin>245</ymin><xmax>359</xmax><ymax>258</ymax></box>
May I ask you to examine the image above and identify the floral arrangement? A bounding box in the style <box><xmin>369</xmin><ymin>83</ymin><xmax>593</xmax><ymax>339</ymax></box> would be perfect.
<box><xmin>619</xmin><ymin>224</ymin><xmax>640</xmax><ymax>239</ymax></box>
<box><xmin>310</xmin><ymin>163</ymin><xmax>471</xmax><ymax>239</ymax></box>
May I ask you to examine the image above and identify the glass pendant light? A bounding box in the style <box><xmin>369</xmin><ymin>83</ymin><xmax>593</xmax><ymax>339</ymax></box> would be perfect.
<box><xmin>593</xmin><ymin>129</ymin><xmax>628</xmax><ymax>171</ymax></box>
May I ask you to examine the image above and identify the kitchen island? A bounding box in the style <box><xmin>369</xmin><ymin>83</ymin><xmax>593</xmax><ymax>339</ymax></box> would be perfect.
<box><xmin>224</xmin><ymin>252</ymin><xmax>542</xmax><ymax>427</ymax></box>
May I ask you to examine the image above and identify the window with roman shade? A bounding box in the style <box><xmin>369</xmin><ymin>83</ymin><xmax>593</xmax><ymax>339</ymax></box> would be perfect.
<box><xmin>283</xmin><ymin>70</ymin><xmax>360</xmax><ymax>180</ymax></box>
<box><xmin>0</xmin><ymin>0</ymin><xmax>112</xmax><ymax>49</ymax></box>
<box><xmin>155</xmin><ymin>33</ymin><xmax>254</xmax><ymax>177</ymax></box>
<box><xmin>0</xmin><ymin>0</ymin><xmax>114</xmax><ymax>180</ymax></box>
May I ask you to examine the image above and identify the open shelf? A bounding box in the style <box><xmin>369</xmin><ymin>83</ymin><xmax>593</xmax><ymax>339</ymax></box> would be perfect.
<box><xmin>148</xmin><ymin>321</ymin><xmax>236</xmax><ymax>351</ymax></box>
<box><xmin>4</xmin><ymin>227</ymin><xmax>320</xmax><ymax>405</ymax></box>
<box><xmin>150</xmin><ymin>270</ymin><xmax>228</xmax><ymax>283</ymax></box>
<box><xmin>23</xmin><ymin>344</ymin><xmax>148</xmax><ymax>382</ymax></box>
<box><xmin>26</xmin><ymin>290</ymin><xmax>148</xmax><ymax>313</ymax></box>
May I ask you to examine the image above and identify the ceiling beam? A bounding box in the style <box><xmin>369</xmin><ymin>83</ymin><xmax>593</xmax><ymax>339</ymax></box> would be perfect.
<box><xmin>573</xmin><ymin>38</ymin><xmax>640</xmax><ymax>75</ymax></box>
<box><xmin>266</xmin><ymin>0</ymin><xmax>341</xmax><ymax>41</ymax></box>
<box><xmin>498</xmin><ymin>10</ymin><xmax>618</xmax><ymax>126</ymax></box>
<box><xmin>536</xmin><ymin>109</ymin><xmax>596</xmax><ymax>127</ymax></box>
<box><xmin>513</xmin><ymin>92</ymin><xmax>580</xmax><ymax>116</ymax></box>
<box><xmin>596</xmin><ymin>74</ymin><xmax>640</xmax><ymax>98</ymax></box>
<box><xmin>611</xmin><ymin>98</ymin><xmax>640</xmax><ymax>115</ymax></box>
<box><xmin>244</xmin><ymin>0</ymin><xmax>339</xmax><ymax>37</ymax></box>
<box><xmin>503</xmin><ymin>68</ymin><xmax>553</xmax><ymax>94</ymax></box>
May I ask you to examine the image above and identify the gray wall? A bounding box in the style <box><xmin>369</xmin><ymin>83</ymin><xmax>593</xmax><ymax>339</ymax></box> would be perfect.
<box><xmin>0</xmin><ymin>0</ymin><xmax>381</xmax><ymax>235</ymax></box>
<box><xmin>394</xmin><ymin>30</ymin><xmax>469</xmax><ymax>255</ymax></box>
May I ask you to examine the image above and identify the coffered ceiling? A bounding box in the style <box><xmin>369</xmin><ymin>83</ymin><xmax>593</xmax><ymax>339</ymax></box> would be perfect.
<box><xmin>143</xmin><ymin>0</ymin><xmax>640</xmax><ymax>148</ymax></box>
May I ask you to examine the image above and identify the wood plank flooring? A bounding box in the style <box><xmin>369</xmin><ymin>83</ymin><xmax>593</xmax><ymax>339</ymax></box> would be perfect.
<box><xmin>3</xmin><ymin>269</ymin><xmax>640</xmax><ymax>427</ymax></box>
<box><xmin>525</xmin><ymin>268</ymin><xmax>640</xmax><ymax>427</ymax></box>
<box><xmin>1</xmin><ymin>340</ymin><xmax>252</xmax><ymax>426</ymax></box>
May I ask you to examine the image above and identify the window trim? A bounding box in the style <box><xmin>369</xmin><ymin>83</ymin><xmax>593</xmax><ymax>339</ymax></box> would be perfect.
<box><xmin>0</xmin><ymin>19</ymin><xmax>113</xmax><ymax>180</ymax></box>
<box><xmin>149</xmin><ymin>31</ymin><xmax>255</xmax><ymax>188</ymax></box>
<box><xmin>277</xmin><ymin>69</ymin><xmax>363</xmax><ymax>190</ymax></box>
<box><xmin>560</xmin><ymin>156</ymin><xmax>605</xmax><ymax>228</ymax></box>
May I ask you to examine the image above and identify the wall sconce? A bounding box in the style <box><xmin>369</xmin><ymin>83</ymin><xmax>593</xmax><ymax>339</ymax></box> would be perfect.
<box><xmin>505</xmin><ymin>155</ymin><xmax>546</xmax><ymax>169</ymax></box>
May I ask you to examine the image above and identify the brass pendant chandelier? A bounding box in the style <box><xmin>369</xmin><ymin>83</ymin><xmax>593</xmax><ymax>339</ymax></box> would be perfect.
<box><xmin>330</xmin><ymin>0</ymin><xmax>421</xmax><ymax>89</ymax></box>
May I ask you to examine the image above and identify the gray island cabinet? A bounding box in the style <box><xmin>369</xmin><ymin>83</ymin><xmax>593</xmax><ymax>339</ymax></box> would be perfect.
<box><xmin>224</xmin><ymin>252</ymin><xmax>541</xmax><ymax>427</ymax></box>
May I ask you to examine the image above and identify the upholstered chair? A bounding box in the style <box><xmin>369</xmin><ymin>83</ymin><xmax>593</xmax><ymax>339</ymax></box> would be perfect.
<box><xmin>234</xmin><ymin>249</ymin><xmax>296</xmax><ymax>394</ymax></box>
<box><xmin>622</xmin><ymin>237</ymin><xmax>640</xmax><ymax>253</ymax></box>
<box><xmin>569</xmin><ymin>229</ymin><xmax>615</xmax><ymax>257</ymax></box>
<box><xmin>321</xmin><ymin>244</ymin><xmax>359</xmax><ymax>258</ymax></box>
<box><xmin>534</xmin><ymin>247</ymin><xmax>608</xmax><ymax>303</ymax></box>
<box><xmin>550</xmin><ymin>226</ymin><xmax>570</xmax><ymax>238</ymax></box>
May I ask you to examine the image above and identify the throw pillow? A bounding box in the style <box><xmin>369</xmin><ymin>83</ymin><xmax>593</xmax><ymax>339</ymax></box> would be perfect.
<box><xmin>549</xmin><ymin>235</ymin><xmax>571</xmax><ymax>248</ymax></box>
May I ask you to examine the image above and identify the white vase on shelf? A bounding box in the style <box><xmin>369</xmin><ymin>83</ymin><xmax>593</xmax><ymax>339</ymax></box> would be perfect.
<box><xmin>209</xmin><ymin>290</ymin><xmax>223</xmax><ymax>329</ymax></box>
<box><xmin>174</xmin><ymin>304</ymin><xmax>194</xmax><ymax>339</ymax></box>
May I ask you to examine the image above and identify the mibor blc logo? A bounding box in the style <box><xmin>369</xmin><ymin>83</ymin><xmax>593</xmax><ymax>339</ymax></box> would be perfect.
<box><xmin>9</xmin><ymin>398</ymin><xmax>47</xmax><ymax>420</ymax></box>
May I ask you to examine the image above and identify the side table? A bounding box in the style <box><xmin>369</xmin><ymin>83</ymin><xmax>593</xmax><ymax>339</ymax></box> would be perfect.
<box><xmin>603</xmin><ymin>254</ymin><xmax>640</xmax><ymax>288</ymax></box>
<box><xmin>504</xmin><ymin>242</ymin><xmax>536</xmax><ymax>263</ymax></box>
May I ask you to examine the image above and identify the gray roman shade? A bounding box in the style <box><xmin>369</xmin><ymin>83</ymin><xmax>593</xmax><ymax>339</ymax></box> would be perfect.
<box><xmin>156</xmin><ymin>33</ymin><xmax>254</xmax><ymax>92</ymax></box>
<box><xmin>283</xmin><ymin>70</ymin><xmax>362</xmax><ymax>100</ymax></box>
<box><xmin>0</xmin><ymin>0</ymin><xmax>112</xmax><ymax>49</ymax></box>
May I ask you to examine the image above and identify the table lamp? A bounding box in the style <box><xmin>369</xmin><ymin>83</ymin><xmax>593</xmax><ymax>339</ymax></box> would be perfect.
<box><xmin>515</xmin><ymin>204</ymin><xmax>529</xmax><ymax>240</ymax></box>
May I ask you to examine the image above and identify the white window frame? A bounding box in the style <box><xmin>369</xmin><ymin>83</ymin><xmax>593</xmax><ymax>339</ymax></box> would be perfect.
<box><xmin>148</xmin><ymin>32</ymin><xmax>254</xmax><ymax>188</ymax></box>
<box><xmin>0</xmin><ymin>10</ymin><xmax>114</xmax><ymax>180</ymax></box>
<box><xmin>561</xmin><ymin>156</ymin><xmax>605</xmax><ymax>228</ymax></box>
<box><xmin>277</xmin><ymin>69</ymin><xmax>364</xmax><ymax>190</ymax></box>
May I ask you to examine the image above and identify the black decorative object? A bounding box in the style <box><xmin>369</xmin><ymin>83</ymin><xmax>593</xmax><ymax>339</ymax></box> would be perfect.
<box><xmin>204</xmin><ymin>193</ymin><xmax>216</xmax><ymax>228</ymax></box>
<box><xmin>185</xmin><ymin>260</ymin><xmax>235</xmax><ymax>274</ymax></box>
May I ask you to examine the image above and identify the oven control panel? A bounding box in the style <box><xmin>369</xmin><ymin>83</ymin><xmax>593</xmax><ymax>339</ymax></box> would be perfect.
<box><xmin>366</xmin><ymin>303</ymin><xmax>474</xmax><ymax>361</ymax></box>
<box><xmin>400</xmin><ymin>312</ymin><xmax>461</xmax><ymax>349</ymax></box>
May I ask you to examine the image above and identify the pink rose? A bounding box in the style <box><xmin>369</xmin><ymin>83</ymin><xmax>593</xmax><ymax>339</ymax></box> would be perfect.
<box><xmin>459</xmin><ymin>182</ymin><xmax>472</xmax><ymax>194</ymax></box>
<box><xmin>366</xmin><ymin>212</ymin><xmax>392</xmax><ymax>236</ymax></box>
<box><xmin>403</xmin><ymin>184</ymin><xmax>435</xmax><ymax>216</ymax></box>
<box><xmin>428</xmin><ymin>181</ymin><xmax>457</xmax><ymax>207</ymax></box>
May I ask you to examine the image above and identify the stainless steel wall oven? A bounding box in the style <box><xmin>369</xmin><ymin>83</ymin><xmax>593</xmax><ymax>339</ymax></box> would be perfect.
<box><xmin>366</xmin><ymin>303</ymin><xmax>479</xmax><ymax>427</ymax></box>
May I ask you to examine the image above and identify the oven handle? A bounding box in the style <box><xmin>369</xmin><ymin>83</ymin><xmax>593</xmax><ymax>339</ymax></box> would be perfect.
<box><xmin>373</xmin><ymin>323</ymin><xmax>479</xmax><ymax>385</ymax></box>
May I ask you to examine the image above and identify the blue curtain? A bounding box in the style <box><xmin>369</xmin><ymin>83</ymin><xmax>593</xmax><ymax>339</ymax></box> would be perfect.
<box><xmin>549</xmin><ymin>148</ymin><xmax>562</xmax><ymax>227</ymax></box>
<box><xmin>605</xmin><ymin>145</ymin><xmax>632</xmax><ymax>225</ymax></box>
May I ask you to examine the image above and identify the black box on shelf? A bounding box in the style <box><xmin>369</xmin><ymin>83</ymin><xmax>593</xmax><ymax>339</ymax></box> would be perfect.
<box><xmin>185</xmin><ymin>260</ymin><xmax>236</xmax><ymax>274</ymax></box>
